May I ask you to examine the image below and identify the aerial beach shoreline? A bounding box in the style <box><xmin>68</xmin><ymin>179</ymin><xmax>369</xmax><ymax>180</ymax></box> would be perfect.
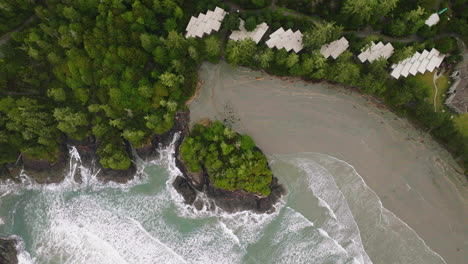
<box><xmin>188</xmin><ymin>61</ymin><xmax>468</xmax><ymax>263</ymax></box>
<box><xmin>0</xmin><ymin>0</ymin><xmax>467</xmax><ymax>263</ymax></box>
<box><xmin>0</xmin><ymin>60</ymin><xmax>464</xmax><ymax>263</ymax></box>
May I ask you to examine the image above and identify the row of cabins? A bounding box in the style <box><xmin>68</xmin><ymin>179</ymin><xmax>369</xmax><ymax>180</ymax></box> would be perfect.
<box><xmin>390</xmin><ymin>49</ymin><xmax>445</xmax><ymax>79</ymax></box>
<box><xmin>186</xmin><ymin>7</ymin><xmax>445</xmax><ymax>79</ymax></box>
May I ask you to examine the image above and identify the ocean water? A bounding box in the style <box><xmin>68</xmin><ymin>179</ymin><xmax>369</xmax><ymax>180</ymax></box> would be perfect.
<box><xmin>0</xmin><ymin>134</ymin><xmax>447</xmax><ymax>264</ymax></box>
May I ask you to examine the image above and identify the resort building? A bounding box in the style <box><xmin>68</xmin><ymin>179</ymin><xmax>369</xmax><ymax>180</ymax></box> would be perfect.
<box><xmin>265</xmin><ymin>27</ymin><xmax>303</xmax><ymax>53</ymax></box>
<box><xmin>357</xmin><ymin>41</ymin><xmax>394</xmax><ymax>63</ymax></box>
<box><xmin>320</xmin><ymin>37</ymin><xmax>349</xmax><ymax>59</ymax></box>
<box><xmin>229</xmin><ymin>20</ymin><xmax>269</xmax><ymax>44</ymax></box>
<box><xmin>185</xmin><ymin>7</ymin><xmax>227</xmax><ymax>39</ymax></box>
<box><xmin>425</xmin><ymin>13</ymin><xmax>440</xmax><ymax>27</ymax></box>
<box><xmin>390</xmin><ymin>48</ymin><xmax>445</xmax><ymax>79</ymax></box>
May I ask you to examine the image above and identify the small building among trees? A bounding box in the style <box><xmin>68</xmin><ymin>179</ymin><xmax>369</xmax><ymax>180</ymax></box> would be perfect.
<box><xmin>320</xmin><ymin>37</ymin><xmax>349</xmax><ymax>59</ymax></box>
<box><xmin>185</xmin><ymin>7</ymin><xmax>227</xmax><ymax>39</ymax></box>
<box><xmin>358</xmin><ymin>41</ymin><xmax>394</xmax><ymax>63</ymax></box>
<box><xmin>425</xmin><ymin>13</ymin><xmax>440</xmax><ymax>27</ymax></box>
<box><xmin>265</xmin><ymin>27</ymin><xmax>304</xmax><ymax>53</ymax></box>
<box><xmin>390</xmin><ymin>48</ymin><xmax>445</xmax><ymax>79</ymax></box>
<box><xmin>229</xmin><ymin>19</ymin><xmax>269</xmax><ymax>44</ymax></box>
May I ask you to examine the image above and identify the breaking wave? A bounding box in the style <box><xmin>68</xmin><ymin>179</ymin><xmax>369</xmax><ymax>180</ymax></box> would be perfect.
<box><xmin>271</xmin><ymin>153</ymin><xmax>446</xmax><ymax>264</ymax></box>
<box><xmin>0</xmin><ymin>135</ymin><xmax>447</xmax><ymax>263</ymax></box>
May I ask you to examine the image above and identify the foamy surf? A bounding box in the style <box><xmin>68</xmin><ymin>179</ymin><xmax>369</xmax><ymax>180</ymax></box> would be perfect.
<box><xmin>0</xmin><ymin>133</ymin><xmax>450</xmax><ymax>264</ymax></box>
<box><xmin>272</xmin><ymin>152</ymin><xmax>447</xmax><ymax>264</ymax></box>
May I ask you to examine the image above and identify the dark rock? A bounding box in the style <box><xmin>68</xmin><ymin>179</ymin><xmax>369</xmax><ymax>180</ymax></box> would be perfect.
<box><xmin>22</xmin><ymin>150</ymin><xmax>68</xmax><ymax>184</ymax></box>
<box><xmin>194</xmin><ymin>199</ymin><xmax>204</xmax><ymax>210</ymax></box>
<box><xmin>175</xmin><ymin>154</ymin><xmax>205</xmax><ymax>191</ymax></box>
<box><xmin>0</xmin><ymin>165</ymin><xmax>21</xmax><ymax>184</ymax></box>
<box><xmin>0</xmin><ymin>237</ymin><xmax>18</xmax><ymax>264</ymax></box>
<box><xmin>172</xmin><ymin>176</ymin><xmax>197</xmax><ymax>205</ymax></box>
<box><xmin>95</xmin><ymin>163</ymin><xmax>137</xmax><ymax>184</ymax></box>
<box><xmin>66</xmin><ymin>136</ymin><xmax>98</xmax><ymax>169</ymax></box>
<box><xmin>203</xmin><ymin>178</ymin><xmax>286</xmax><ymax>214</ymax></box>
<box><xmin>135</xmin><ymin>143</ymin><xmax>155</xmax><ymax>161</ymax></box>
<box><xmin>73</xmin><ymin>167</ymin><xmax>83</xmax><ymax>184</ymax></box>
<box><xmin>152</xmin><ymin>111</ymin><xmax>190</xmax><ymax>150</ymax></box>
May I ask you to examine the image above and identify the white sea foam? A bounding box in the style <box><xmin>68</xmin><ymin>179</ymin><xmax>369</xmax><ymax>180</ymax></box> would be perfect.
<box><xmin>7</xmin><ymin>235</ymin><xmax>34</xmax><ymax>264</ymax></box>
<box><xmin>261</xmin><ymin>206</ymin><xmax>356</xmax><ymax>264</ymax></box>
<box><xmin>277</xmin><ymin>152</ymin><xmax>447</xmax><ymax>264</ymax></box>
<box><xmin>290</xmin><ymin>157</ymin><xmax>371</xmax><ymax>264</ymax></box>
<box><xmin>0</xmin><ymin>133</ymin><xmax>449</xmax><ymax>264</ymax></box>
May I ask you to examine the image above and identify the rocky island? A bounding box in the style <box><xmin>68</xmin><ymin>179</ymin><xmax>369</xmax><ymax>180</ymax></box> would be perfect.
<box><xmin>173</xmin><ymin>119</ymin><xmax>286</xmax><ymax>213</ymax></box>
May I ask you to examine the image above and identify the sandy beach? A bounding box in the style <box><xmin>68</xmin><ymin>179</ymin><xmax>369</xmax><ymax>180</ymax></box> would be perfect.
<box><xmin>188</xmin><ymin>62</ymin><xmax>468</xmax><ymax>263</ymax></box>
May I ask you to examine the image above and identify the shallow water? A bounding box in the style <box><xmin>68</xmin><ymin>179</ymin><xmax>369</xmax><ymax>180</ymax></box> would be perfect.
<box><xmin>0</xmin><ymin>139</ymin><xmax>446</xmax><ymax>264</ymax></box>
<box><xmin>0</xmin><ymin>62</ymin><xmax>465</xmax><ymax>263</ymax></box>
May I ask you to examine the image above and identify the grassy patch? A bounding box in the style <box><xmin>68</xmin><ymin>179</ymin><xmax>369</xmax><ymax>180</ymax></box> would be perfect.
<box><xmin>435</xmin><ymin>74</ymin><xmax>451</xmax><ymax>111</ymax></box>
<box><xmin>412</xmin><ymin>71</ymin><xmax>435</xmax><ymax>103</ymax></box>
<box><xmin>454</xmin><ymin>114</ymin><xmax>468</xmax><ymax>137</ymax></box>
<box><xmin>412</xmin><ymin>71</ymin><xmax>451</xmax><ymax>112</ymax></box>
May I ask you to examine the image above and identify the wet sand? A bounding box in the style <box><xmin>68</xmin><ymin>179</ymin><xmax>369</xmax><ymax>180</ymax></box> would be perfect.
<box><xmin>188</xmin><ymin>62</ymin><xmax>468</xmax><ymax>263</ymax></box>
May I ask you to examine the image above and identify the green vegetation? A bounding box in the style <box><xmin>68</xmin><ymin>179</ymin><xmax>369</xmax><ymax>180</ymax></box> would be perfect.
<box><xmin>0</xmin><ymin>0</ymin><xmax>217</xmax><ymax>170</ymax></box>
<box><xmin>180</xmin><ymin>121</ymin><xmax>273</xmax><ymax>196</ymax></box>
<box><xmin>435</xmin><ymin>74</ymin><xmax>450</xmax><ymax>111</ymax></box>
<box><xmin>454</xmin><ymin>114</ymin><xmax>468</xmax><ymax>137</ymax></box>
<box><xmin>410</xmin><ymin>72</ymin><xmax>435</xmax><ymax>104</ymax></box>
<box><xmin>1</xmin><ymin>0</ymin><xmax>467</xmax><ymax>178</ymax></box>
<box><xmin>0</xmin><ymin>0</ymin><xmax>36</xmax><ymax>35</ymax></box>
<box><xmin>231</xmin><ymin>0</ymin><xmax>272</xmax><ymax>9</ymax></box>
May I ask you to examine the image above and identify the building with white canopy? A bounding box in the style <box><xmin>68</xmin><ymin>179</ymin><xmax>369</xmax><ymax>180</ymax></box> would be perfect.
<box><xmin>320</xmin><ymin>37</ymin><xmax>349</xmax><ymax>59</ymax></box>
<box><xmin>390</xmin><ymin>48</ymin><xmax>445</xmax><ymax>79</ymax></box>
<box><xmin>185</xmin><ymin>7</ymin><xmax>227</xmax><ymax>38</ymax></box>
<box><xmin>265</xmin><ymin>27</ymin><xmax>303</xmax><ymax>53</ymax></box>
<box><xmin>229</xmin><ymin>19</ymin><xmax>269</xmax><ymax>44</ymax></box>
<box><xmin>425</xmin><ymin>13</ymin><xmax>440</xmax><ymax>27</ymax></box>
<box><xmin>358</xmin><ymin>41</ymin><xmax>394</xmax><ymax>63</ymax></box>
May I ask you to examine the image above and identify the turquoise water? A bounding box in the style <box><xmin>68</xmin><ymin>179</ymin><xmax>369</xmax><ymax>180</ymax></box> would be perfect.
<box><xmin>0</xmin><ymin>135</ymin><xmax>447</xmax><ymax>263</ymax></box>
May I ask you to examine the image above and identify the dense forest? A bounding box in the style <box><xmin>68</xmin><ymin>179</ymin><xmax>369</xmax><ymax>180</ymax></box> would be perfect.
<box><xmin>180</xmin><ymin>121</ymin><xmax>273</xmax><ymax>196</ymax></box>
<box><xmin>0</xmin><ymin>0</ymin><xmax>36</xmax><ymax>35</ymax></box>
<box><xmin>0</xmin><ymin>0</ymin><xmax>218</xmax><ymax>169</ymax></box>
<box><xmin>0</xmin><ymin>0</ymin><xmax>467</xmax><ymax>179</ymax></box>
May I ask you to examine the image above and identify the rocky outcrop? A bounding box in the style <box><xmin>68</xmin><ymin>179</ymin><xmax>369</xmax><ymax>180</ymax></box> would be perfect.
<box><xmin>175</xmin><ymin>154</ymin><xmax>205</xmax><ymax>191</ymax></box>
<box><xmin>172</xmin><ymin>116</ymin><xmax>287</xmax><ymax>214</ymax></box>
<box><xmin>22</xmin><ymin>152</ymin><xmax>68</xmax><ymax>184</ymax></box>
<box><xmin>0</xmin><ymin>112</ymin><xmax>191</xmax><ymax>185</ymax></box>
<box><xmin>0</xmin><ymin>165</ymin><xmax>21</xmax><ymax>183</ymax></box>
<box><xmin>0</xmin><ymin>237</ymin><xmax>18</xmax><ymax>264</ymax></box>
<box><xmin>172</xmin><ymin>176</ymin><xmax>197</xmax><ymax>205</ymax></box>
<box><xmin>135</xmin><ymin>143</ymin><xmax>155</xmax><ymax>162</ymax></box>
<box><xmin>173</xmin><ymin>159</ymin><xmax>286</xmax><ymax>213</ymax></box>
<box><xmin>204</xmin><ymin>177</ymin><xmax>286</xmax><ymax>213</ymax></box>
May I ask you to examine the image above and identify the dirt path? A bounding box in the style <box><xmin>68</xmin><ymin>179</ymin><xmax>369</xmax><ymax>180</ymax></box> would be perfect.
<box><xmin>433</xmin><ymin>70</ymin><xmax>441</xmax><ymax>111</ymax></box>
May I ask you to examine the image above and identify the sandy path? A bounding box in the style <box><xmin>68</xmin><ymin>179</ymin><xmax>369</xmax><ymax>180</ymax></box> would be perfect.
<box><xmin>188</xmin><ymin>62</ymin><xmax>467</xmax><ymax>264</ymax></box>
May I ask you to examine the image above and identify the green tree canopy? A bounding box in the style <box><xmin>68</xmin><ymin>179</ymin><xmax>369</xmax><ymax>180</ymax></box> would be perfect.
<box><xmin>181</xmin><ymin>121</ymin><xmax>272</xmax><ymax>196</ymax></box>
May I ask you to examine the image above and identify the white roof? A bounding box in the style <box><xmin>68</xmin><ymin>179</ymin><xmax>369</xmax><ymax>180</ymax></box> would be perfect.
<box><xmin>320</xmin><ymin>37</ymin><xmax>349</xmax><ymax>59</ymax></box>
<box><xmin>229</xmin><ymin>20</ymin><xmax>269</xmax><ymax>44</ymax></box>
<box><xmin>390</xmin><ymin>48</ymin><xmax>445</xmax><ymax>79</ymax></box>
<box><xmin>185</xmin><ymin>7</ymin><xmax>227</xmax><ymax>38</ymax></box>
<box><xmin>417</xmin><ymin>58</ymin><xmax>430</xmax><ymax>74</ymax></box>
<box><xmin>425</xmin><ymin>13</ymin><xmax>440</xmax><ymax>27</ymax></box>
<box><xmin>391</xmin><ymin>63</ymin><xmax>405</xmax><ymax>79</ymax></box>
<box><xmin>358</xmin><ymin>41</ymin><xmax>394</xmax><ymax>63</ymax></box>
<box><xmin>265</xmin><ymin>27</ymin><xmax>303</xmax><ymax>53</ymax></box>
